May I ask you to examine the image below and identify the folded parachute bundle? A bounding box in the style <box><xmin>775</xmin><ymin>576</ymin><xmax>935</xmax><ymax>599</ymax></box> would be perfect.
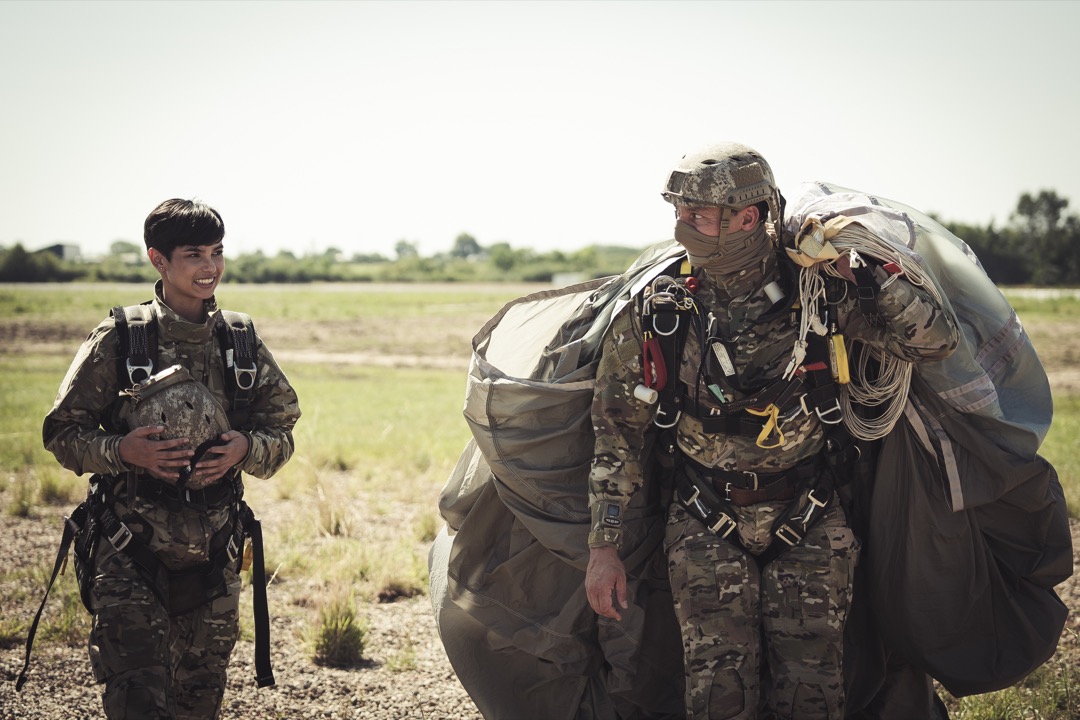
<box><xmin>430</xmin><ymin>241</ymin><xmax>688</xmax><ymax>719</ymax></box>
<box><xmin>429</xmin><ymin>182</ymin><xmax>1073</xmax><ymax>719</ymax></box>
<box><xmin>783</xmin><ymin>182</ymin><xmax>1072</xmax><ymax>699</ymax></box>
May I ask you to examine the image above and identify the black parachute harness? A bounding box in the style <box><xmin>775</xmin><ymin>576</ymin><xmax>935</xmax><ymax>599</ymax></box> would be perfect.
<box><xmin>17</xmin><ymin>303</ymin><xmax>275</xmax><ymax>692</ymax></box>
<box><xmin>640</xmin><ymin>258</ymin><xmax>875</xmax><ymax>568</ymax></box>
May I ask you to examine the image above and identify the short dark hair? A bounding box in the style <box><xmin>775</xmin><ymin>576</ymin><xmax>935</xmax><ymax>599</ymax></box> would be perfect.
<box><xmin>143</xmin><ymin>199</ymin><xmax>225</xmax><ymax>258</ymax></box>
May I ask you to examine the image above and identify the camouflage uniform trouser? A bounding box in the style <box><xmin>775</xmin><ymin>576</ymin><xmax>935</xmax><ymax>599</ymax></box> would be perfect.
<box><xmin>88</xmin><ymin>491</ymin><xmax>240</xmax><ymax>720</ymax></box>
<box><xmin>665</xmin><ymin>494</ymin><xmax>860</xmax><ymax>720</ymax></box>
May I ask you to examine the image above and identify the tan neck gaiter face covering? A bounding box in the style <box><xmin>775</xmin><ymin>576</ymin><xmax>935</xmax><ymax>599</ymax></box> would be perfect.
<box><xmin>674</xmin><ymin>220</ymin><xmax>771</xmax><ymax>279</ymax></box>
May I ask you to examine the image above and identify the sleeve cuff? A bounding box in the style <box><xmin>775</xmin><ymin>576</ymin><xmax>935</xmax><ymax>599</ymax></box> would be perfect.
<box><xmin>588</xmin><ymin>527</ymin><xmax>623</xmax><ymax>548</ymax></box>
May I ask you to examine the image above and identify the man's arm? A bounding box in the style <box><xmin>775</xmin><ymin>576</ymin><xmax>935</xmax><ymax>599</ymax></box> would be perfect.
<box><xmin>585</xmin><ymin>309</ymin><xmax>654</xmax><ymax>619</ymax></box>
<box><xmin>835</xmin><ymin>253</ymin><xmax>960</xmax><ymax>362</ymax></box>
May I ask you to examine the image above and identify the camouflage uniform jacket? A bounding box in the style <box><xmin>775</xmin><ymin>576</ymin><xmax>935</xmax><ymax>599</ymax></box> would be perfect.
<box><xmin>588</xmin><ymin>252</ymin><xmax>959</xmax><ymax>548</ymax></box>
<box><xmin>43</xmin><ymin>281</ymin><xmax>300</xmax><ymax>486</ymax></box>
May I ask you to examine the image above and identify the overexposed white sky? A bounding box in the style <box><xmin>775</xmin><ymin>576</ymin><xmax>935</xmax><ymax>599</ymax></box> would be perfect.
<box><xmin>1</xmin><ymin>0</ymin><xmax>1077</xmax><ymax>258</ymax></box>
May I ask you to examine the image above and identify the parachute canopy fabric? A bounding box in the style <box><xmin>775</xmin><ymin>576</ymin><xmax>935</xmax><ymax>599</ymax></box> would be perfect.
<box><xmin>785</xmin><ymin>182</ymin><xmax>1071</xmax><ymax>696</ymax></box>
<box><xmin>784</xmin><ymin>183</ymin><xmax>1053</xmax><ymax>473</ymax></box>
<box><xmin>432</xmin><ymin>242</ymin><xmax>688</xmax><ymax>719</ymax></box>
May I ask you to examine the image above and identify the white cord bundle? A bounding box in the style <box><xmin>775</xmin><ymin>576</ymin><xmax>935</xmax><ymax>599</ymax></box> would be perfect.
<box><xmin>791</xmin><ymin>220</ymin><xmax>938</xmax><ymax>441</ymax></box>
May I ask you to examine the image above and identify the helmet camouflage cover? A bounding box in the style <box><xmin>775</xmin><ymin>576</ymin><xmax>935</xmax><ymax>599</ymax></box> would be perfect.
<box><xmin>662</xmin><ymin>142</ymin><xmax>781</xmax><ymax>223</ymax></box>
<box><xmin>120</xmin><ymin>364</ymin><xmax>231</xmax><ymax>486</ymax></box>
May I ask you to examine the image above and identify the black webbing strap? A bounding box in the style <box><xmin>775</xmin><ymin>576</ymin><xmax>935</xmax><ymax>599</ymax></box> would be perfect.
<box><xmin>218</xmin><ymin>311</ymin><xmax>257</xmax><ymax>427</ymax></box>
<box><xmin>112</xmin><ymin>304</ymin><xmax>155</xmax><ymax>385</ymax></box>
<box><xmin>15</xmin><ymin>505</ymin><xmax>85</xmax><ymax>691</ymax></box>
<box><xmin>803</xmin><ymin>333</ymin><xmax>843</xmax><ymax>425</ymax></box>
<box><xmin>243</xmin><ymin>508</ymin><xmax>275</xmax><ymax>687</ymax></box>
<box><xmin>849</xmin><ymin>263</ymin><xmax>884</xmax><ymax>326</ymax></box>
<box><xmin>673</xmin><ymin>457</ymin><xmax>835</xmax><ymax>570</ymax></box>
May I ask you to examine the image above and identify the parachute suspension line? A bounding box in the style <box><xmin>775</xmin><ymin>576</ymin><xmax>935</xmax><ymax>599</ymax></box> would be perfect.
<box><xmin>792</xmin><ymin>246</ymin><xmax>913</xmax><ymax>442</ymax></box>
<box><xmin>823</xmin><ymin>223</ymin><xmax>922</xmax><ymax>439</ymax></box>
<box><xmin>817</xmin><ymin>223</ymin><xmax>943</xmax><ymax>306</ymax></box>
<box><xmin>802</xmin><ymin>221</ymin><xmax>929</xmax><ymax>440</ymax></box>
<box><xmin>840</xmin><ymin>344</ymin><xmax>912</xmax><ymax>440</ymax></box>
<box><xmin>784</xmin><ymin>266</ymin><xmax>828</xmax><ymax>381</ymax></box>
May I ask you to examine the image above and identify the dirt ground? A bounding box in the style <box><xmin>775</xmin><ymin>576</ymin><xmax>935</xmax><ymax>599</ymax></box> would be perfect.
<box><xmin>1</xmin><ymin>294</ymin><xmax>1078</xmax><ymax>719</ymax></box>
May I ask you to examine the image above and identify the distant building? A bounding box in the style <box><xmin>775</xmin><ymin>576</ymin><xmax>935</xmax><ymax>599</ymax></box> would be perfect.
<box><xmin>35</xmin><ymin>243</ymin><xmax>83</xmax><ymax>262</ymax></box>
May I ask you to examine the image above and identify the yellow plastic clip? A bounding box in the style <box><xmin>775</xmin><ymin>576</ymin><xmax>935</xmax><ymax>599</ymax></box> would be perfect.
<box><xmin>747</xmin><ymin>403</ymin><xmax>785</xmax><ymax>449</ymax></box>
<box><xmin>829</xmin><ymin>333</ymin><xmax>850</xmax><ymax>385</ymax></box>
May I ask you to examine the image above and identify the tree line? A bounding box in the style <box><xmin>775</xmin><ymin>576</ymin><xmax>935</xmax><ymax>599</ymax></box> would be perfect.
<box><xmin>2</xmin><ymin>190</ymin><xmax>1077</xmax><ymax>286</ymax></box>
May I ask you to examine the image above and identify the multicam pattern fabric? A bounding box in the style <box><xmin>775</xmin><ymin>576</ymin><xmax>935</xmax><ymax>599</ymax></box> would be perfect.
<box><xmin>589</xmin><ymin>248</ymin><xmax>958</xmax><ymax>718</ymax></box>
<box><xmin>666</xmin><ymin>503</ymin><xmax>858</xmax><ymax>720</ymax></box>
<box><xmin>88</xmin><ymin>507</ymin><xmax>241</xmax><ymax>720</ymax></box>
<box><xmin>589</xmin><ymin>251</ymin><xmax>958</xmax><ymax>541</ymax></box>
<box><xmin>43</xmin><ymin>281</ymin><xmax>300</xmax><ymax>719</ymax></box>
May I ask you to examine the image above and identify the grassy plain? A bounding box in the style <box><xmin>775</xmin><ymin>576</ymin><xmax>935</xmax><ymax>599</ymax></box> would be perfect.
<box><xmin>0</xmin><ymin>282</ymin><xmax>1077</xmax><ymax>717</ymax></box>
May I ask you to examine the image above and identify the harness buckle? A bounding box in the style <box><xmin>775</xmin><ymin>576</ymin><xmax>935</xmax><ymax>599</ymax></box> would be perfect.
<box><xmin>780</xmin><ymin>401</ymin><xmax>805</xmax><ymax>424</ymax></box>
<box><xmin>227</xmin><ymin>533</ymin><xmax>242</xmax><ymax>563</ymax></box>
<box><xmin>775</xmin><ymin>523</ymin><xmax>803</xmax><ymax>547</ymax></box>
<box><xmin>798</xmin><ymin>488</ymin><xmax>830</xmax><ymax>525</ymax></box>
<box><xmin>709</xmin><ymin>512</ymin><xmax>737</xmax><ymax>538</ymax></box>
<box><xmin>653</xmin><ymin>406</ymin><xmax>681</xmax><ymax>429</ymax></box>
<box><xmin>108</xmin><ymin>523</ymin><xmax>133</xmax><ymax>551</ymax></box>
<box><xmin>815</xmin><ymin>399</ymin><xmax>844</xmax><ymax>425</ymax></box>
<box><xmin>682</xmin><ymin>485</ymin><xmax>700</xmax><ymax>506</ymax></box>
<box><xmin>652</xmin><ymin>312</ymin><xmax>679</xmax><ymax>337</ymax></box>
<box><xmin>234</xmin><ymin>364</ymin><xmax>257</xmax><ymax>391</ymax></box>
<box><xmin>126</xmin><ymin>358</ymin><xmax>153</xmax><ymax>386</ymax></box>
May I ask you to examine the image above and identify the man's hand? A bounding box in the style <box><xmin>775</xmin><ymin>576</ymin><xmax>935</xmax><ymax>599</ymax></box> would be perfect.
<box><xmin>189</xmin><ymin>431</ymin><xmax>250</xmax><ymax>489</ymax></box>
<box><xmin>119</xmin><ymin>425</ymin><xmax>192</xmax><ymax>483</ymax></box>
<box><xmin>585</xmin><ymin>545</ymin><xmax>629</xmax><ymax>621</ymax></box>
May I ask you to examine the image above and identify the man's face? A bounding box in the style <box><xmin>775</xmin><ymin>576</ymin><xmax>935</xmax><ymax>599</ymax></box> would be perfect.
<box><xmin>675</xmin><ymin>205</ymin><xmax>722</xmax><ymax>237</ymax></box>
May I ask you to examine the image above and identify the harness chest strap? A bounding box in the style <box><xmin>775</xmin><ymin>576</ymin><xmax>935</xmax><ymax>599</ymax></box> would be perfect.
<box><xmin>640</xmin><ymin>272</ymin><xmax>845</xmax><ymax>444</ymax></box>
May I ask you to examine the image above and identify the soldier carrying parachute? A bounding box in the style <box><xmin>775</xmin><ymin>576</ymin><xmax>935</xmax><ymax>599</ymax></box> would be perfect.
<box><xmin>430</xmin><ymin>143</ymin><xmax>1071</xmax><ymax>719</ymax></box>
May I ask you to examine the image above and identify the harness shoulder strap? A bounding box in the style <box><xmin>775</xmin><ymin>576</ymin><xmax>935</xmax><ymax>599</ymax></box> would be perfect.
<box><xmin>111</xmin><ymin>303</ymin><xmax>156</xmax><ymax>386</ymax></box>
<box><xmin>217</xmin><ymin>310</ymin><xmax>258</xmax><ymax>429</ymax></box>
<box><xmin>643</xmin><ymin>258</ymin><xmax>696</xmax><ymax>429</ymax></box>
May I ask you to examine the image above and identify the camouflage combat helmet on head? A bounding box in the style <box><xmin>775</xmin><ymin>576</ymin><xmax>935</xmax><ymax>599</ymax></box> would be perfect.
<box><xmin>661</xmin><ymin>142</ymin><xmax>782</xmax><ymax>223</ymax></box>
<box><xmin>661</xmin><ymin>142</ymin><xmax>784</xmax><ymax>272</ymax></box>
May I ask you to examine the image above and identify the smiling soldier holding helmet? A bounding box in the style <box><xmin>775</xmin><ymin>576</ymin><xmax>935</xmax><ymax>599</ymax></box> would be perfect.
<box><xmin>39</xmin><ymin>198</ymin><xmax>300</xmax><ymax>719</ymax></box>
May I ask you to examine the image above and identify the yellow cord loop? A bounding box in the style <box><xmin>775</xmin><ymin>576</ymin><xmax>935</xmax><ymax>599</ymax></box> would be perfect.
<box><xmin>747</xmin><ymin>403</ymin><xmax>785</xmax><ymax>449</ymax></box>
